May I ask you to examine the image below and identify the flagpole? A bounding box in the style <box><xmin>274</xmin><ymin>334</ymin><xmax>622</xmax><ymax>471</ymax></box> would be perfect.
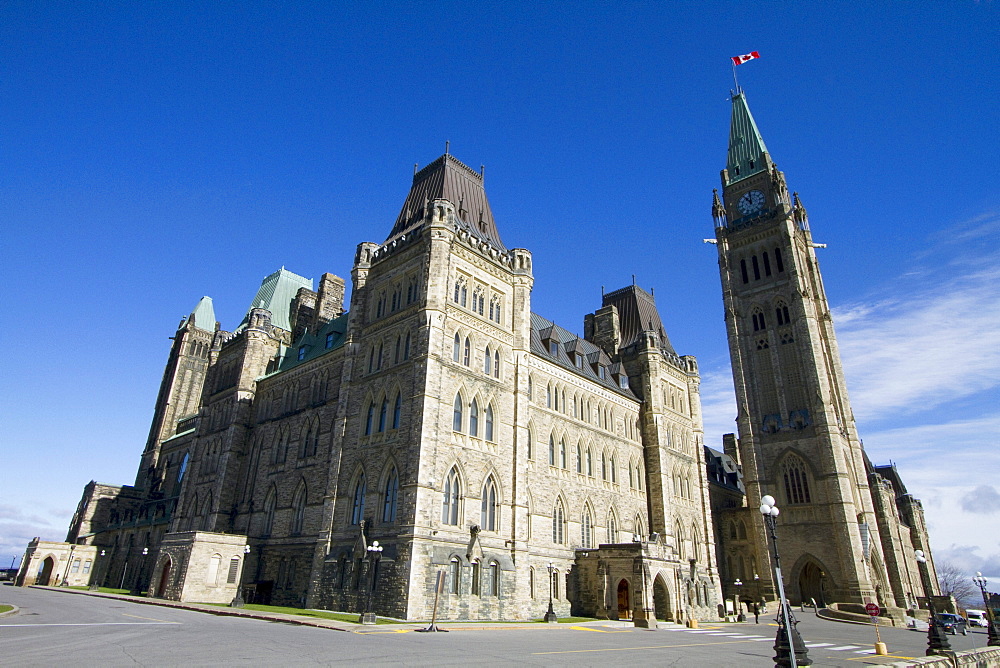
<box><xmin>732</xmin><ymin>62</ymin><xmax>740</xmax><ymax>93</ymax></box>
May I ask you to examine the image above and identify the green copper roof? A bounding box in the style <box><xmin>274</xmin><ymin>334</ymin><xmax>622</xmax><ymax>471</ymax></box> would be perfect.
<box><xmin>186</xmin><ymin>296</ymin><xmax>216</xmax><ymax>330</ymax></box>
<box><xmin>238</xmin><ymin>267</ymin><xmax>313</xmax><ymax>332</ymax></box>
<box><xmin>726</xmin><ymin>91</ymin><xmax>770</xmax><ymax>185</ymax></box>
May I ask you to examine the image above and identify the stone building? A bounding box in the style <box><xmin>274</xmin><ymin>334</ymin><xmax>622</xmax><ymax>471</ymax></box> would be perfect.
<box><xmin>19</xmin><ymin>88</ymin><xmax>935</xmax><ymax>624</ymax></box>
<box><xmin>708</xmin><ymin>88</ymin><xmax>936</xmax><ymax>614</ymax></box>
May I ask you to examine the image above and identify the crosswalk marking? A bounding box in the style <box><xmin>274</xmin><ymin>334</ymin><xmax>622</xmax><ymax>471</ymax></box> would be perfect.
<box><xmin>827</xmin><ymin>645</ymin><xmax>861</xmax><ymax>651</ymax></box>
<box><xmin>804</xmin><ymin>642</ymin><xmax>834</xmax><ymax>647</ymax></box>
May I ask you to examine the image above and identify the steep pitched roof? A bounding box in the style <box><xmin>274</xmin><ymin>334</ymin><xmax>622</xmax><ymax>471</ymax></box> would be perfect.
<box><xmin>529</xmin><ymin>313</ymin><xmax>636</xmax><ymax>398</ymax></box>
<box><xmin>387</xmin><ymin>153</ymin><xmax>505</xmax><ymax>250</ymax></box>
<box><xmin>726</xmin><ymin>91</ymin><xmax>771</xmax><ymax>186</ymax></box>
<box><xmin>601</xmin><ymin>284</ymin><xmax>675</xmax><ymax>354</ymax></box>
<box><xmin>238</xmin><ymin>267</ymin><xmax>313</xmax><ymax>332</ymax></box>
<box><xmin>183</xmin><ymin>296</ymin><xmax>216</xmax><ymax>331</ymax></box>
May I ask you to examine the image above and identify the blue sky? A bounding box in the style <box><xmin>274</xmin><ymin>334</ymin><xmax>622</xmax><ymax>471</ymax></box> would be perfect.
<box><xmin>2</xmin><ymin>2</ymin><xmax>998</xmax><ymax>580</ymax></box>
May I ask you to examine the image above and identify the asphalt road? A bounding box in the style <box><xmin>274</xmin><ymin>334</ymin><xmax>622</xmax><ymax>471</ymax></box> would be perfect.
<box><xmin>1</xmin><ymin>584</ymin><xmax>991</xmax><ymax>667</ymax></box>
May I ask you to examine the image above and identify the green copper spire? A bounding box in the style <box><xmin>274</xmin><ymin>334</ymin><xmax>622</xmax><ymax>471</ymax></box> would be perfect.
<box><xmin>188</xmin><ymin>296</ymin><xmax>216</xmax><ymax>330</ymax></box>
<box><xmin>726</xmin><ymin>90</ymin><xmax>771</xmax><ymax>185</ymax></box>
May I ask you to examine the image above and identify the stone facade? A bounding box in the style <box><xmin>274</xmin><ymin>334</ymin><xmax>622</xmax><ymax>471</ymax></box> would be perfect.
<box><xmin>16</xmin><ymin>539</ymin><xmax>99</xmax><ymax>588</ymax></box>
<box><xmin>26</xmin><ymin>95</ymin><xmax>936</xmax><ymax>624</ymax></box>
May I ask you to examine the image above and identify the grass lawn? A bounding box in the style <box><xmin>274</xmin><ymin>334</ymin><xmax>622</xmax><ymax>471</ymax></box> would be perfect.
<box><xmin>0</xmin><ymin>604</ymin><xmax>13</xmax><ymax>614</ymax></box>
<box><xmin>69</xmin><ymin>586</ymin><xmax>132</xmax><ymax>594</ymax></box>
<box><xmin>533</xmin><ymin>616</ymin><xmax>598</xmax><ymax>623</ymax></box>
<box><xmin>205</xmin><ymin>603</ymin><xmax>398</xmax><ymax>624</ymax></box>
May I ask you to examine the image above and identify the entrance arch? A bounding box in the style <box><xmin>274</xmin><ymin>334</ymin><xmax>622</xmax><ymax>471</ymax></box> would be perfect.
<box><xmin>653</xmin><ymin>574</ymin><xmax>672</xmax><ymax>621</ymax></box>
<box><xmin>156</xmin><ymin>557</ymin><xmax>172</xmax><ymax>598</ymax></box>
<box><xmin>798</xmin><ymin>561</ymin><xmax>824</xmax><ymax>606</ymax></box>
<box><xmin>616</xmin><ymin>579</ymin><xmax>631</xmax><ymax>620</ymax></box>
<box><xmin>37</xmin><ymin>557</ymin><xmax>55</xmax><ymax>586</ymax></box>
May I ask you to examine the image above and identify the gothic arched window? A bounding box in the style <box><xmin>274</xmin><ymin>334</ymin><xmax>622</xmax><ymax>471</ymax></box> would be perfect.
<box><xmin>481</xmin><ymin>476</ymin><xmax>498</xmax><ymax>531</ymax></box>
<box><xmin>291</xmin><ymin>483</ymin><xmax>307</xmax><ymax>535</ymax></box>
<box><xmin>382</xmin><ymin>468</ymin><xmax>398</xmax><ymax>523</ymax></box>
<box><xmin>582</xmin><ymin>508</ymin><xmax>594</xmax><ymax>549</ymax></box>
<box><xmin>392</xmin><ymin>393</ymin><xmax>401</xmax><ymax>429</ymax></box>
<box><xmin>351</xmin><ymin>474</ymin><xmax>366</xmax><ymax>525</ymax></box>
<box><xmin>552</xmin><ymin>500</ymin><xmax>566</xmax><ymax>544</ymax></box>
<box><xmin>782</xmin><ymin>458</ymin><xmax>813</xmax><ymax>504</ymax></box>
<box><xmin>442</xmin><ymin>468</ymin><xmax>461</xmax><ymax>525</ymax></box>
<box><xmin>484</xmin><ymin>404</ymin><xmax>494</xmax><ymax>442</ymax></box>
<box><xmin>469</xmin><ymin>398</ymin><xmax>479</xmax><ymax>437</ymax></box>
<box><xmin>453</xmin><ymin>394</ymin><xmax>463</xmax><ymax>432</ymax></box>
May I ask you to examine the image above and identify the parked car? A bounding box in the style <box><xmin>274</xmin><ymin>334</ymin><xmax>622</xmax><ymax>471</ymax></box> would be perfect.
<box><xmin>966</xmin><ymin>610</ymin><xmax>989</xmax><ymax>628</ymax></box>
<box><xmin>935</xmin><ymin>613</ymin><xmax>968</xmax><ymax>635</ymax></box>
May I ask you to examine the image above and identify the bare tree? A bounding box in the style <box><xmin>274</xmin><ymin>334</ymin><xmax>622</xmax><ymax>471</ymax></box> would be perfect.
<box><xmin>936</xmin><ymin>560</ymin><xmax>978</xmax><ymax>606</ymax></box>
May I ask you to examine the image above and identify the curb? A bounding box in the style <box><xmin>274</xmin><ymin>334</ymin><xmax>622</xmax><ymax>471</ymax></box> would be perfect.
<box><xmin>0</xmin><ymin>604</ymin><xmax>19</xmax><ymax>618</ymax></box>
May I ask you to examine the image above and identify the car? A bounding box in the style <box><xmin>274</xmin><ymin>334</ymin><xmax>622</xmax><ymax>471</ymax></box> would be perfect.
<box><xmin>966</xmin><ymin>610</ymin><xmax>989</xmax><ymax>628</ymax></box>
<box><xmin>935</xmin><ymin>613</ymin><xmax>968</xmax><ymax>635</ymax></box>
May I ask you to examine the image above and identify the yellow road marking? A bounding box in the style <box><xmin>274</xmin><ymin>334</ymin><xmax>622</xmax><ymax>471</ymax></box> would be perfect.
<box><xmin>569</xmin><ymin>626</ymin><xmax>631</xmax><ymax>633</ymax></box>
<box><xmin>121</xmin><ymin>613</ymin><xmax>175</xmax><ymax>623</ymax></box>
<box><xmin>534</xmin><ymin>639</ymin><xmax>765</xmax><ymax>655</ymax></box>
<box><xmin>354</xmin><ymin>629</ymin><xmax>413</xmax><ymax>634</ymax></box>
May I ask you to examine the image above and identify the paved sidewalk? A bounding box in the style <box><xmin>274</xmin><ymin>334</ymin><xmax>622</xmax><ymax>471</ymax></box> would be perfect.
<box><xmin>25</xmin><ymin>585</ymin><xmax>695</xmax><ymax>633</ymax></box>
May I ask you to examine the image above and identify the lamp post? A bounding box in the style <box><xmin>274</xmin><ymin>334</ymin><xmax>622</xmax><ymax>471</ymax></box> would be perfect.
<box><xmin>544</xmin><ymin>562</ymin><xmax>558</xmax><ymax>623</ymax></box>
<box><xmin>734</xmin><ymin>579</ymin><xmax>745</xmax><ymax>622</ymax></box>
<box><xmin>89</xmin><ymin>549</ymin><xmax>107</xmax><ymax>591</ymax></box>
<box><xmin>914</xmin><ymin>549</ymin><xmax>950</xmax><ymax>655</ymax></box>
<box><xmin>759</xmin><ymin>495</ymin><xmax>811</xmax><ymax>668</ymax></box>
<box><xmin>359</xmin><ymin>541</ymin><xmax>383</xmax><ymax>625</ymax></box>
<box><xmin>753</xmin><ymin>572</ymin><xmax>761</xmax><ymax>613</ymax></box>
<box><xmin>973</xmin><ymin>571</ymin><xmax>1000</xmax><ymax>647</ymax></box>
<box><xmin>130</xmin><ymin>547</ymin><xmax>148</xmax><ymax>595</ymax></box>
<box><xmin>231</xmin><ymin>545</ymin><xmax>251</xmax><ymax>608</ymax></box>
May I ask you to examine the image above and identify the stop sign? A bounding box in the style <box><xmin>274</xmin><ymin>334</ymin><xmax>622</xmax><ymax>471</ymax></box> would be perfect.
<box><xmin>866</xmin><ymin>603</ymin><xmax>880</xmax><ymax>616</ymax></box>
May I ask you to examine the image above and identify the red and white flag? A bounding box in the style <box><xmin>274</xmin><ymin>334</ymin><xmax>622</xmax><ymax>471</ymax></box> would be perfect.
<box><xmin>731</xmin><ymin>51</ymin><xmax>760</xmax><ymax>66</ymax></box>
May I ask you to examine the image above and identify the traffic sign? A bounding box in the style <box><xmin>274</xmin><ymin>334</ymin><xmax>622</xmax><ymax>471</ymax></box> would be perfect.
<box><xmin>866</xmin><ymin>602</ymin><xmax>880</xmax><ymax>616</ymax></box>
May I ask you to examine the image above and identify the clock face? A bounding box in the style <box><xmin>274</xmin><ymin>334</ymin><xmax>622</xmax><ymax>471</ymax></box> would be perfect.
<box><xmin>737</xmin><ymin>190</ymin><xmax>766</xmax><ymax>216</ymax></box>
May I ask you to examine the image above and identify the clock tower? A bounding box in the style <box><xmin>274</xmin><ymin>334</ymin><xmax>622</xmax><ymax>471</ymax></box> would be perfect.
<box><xmin>712</xmin><ymin>89</ymin><xmax>891</xmax><ymax>606</ymax></box>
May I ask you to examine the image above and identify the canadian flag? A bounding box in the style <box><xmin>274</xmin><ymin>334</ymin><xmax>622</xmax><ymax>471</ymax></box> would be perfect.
<box><xmin>731</xmin><ymin>51</ymin><xmax>760</xmax><ymax>66</ymax></box>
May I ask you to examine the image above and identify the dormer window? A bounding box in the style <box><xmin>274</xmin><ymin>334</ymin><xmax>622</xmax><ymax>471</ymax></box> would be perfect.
<box><xmin>297</xmin><ymin>346</ymin><xmax>307</xmax><ymax>361</ymax></box>
<box><xmin>575</xmin><ymin>354</ymin><xmax>583</xmax><ymax>369</ymax></box>
<box><xmin>598</xmin><ymin>366</ymin><xmax>606</xmax><ymax>380</ymax></box>
<box><xmin>325</xmin><ymin>333</ymin><xmax>334</xmax><ymax>349</ymax></box>
<box><xmin>619</xmin><ymin>375</ymin><xmax>629</xmax><ymax>390</ymax></box>
<box><xmin>549</xmin><ymin>341</ymin><xmax>558</xmax><ymax>356</ymax></box>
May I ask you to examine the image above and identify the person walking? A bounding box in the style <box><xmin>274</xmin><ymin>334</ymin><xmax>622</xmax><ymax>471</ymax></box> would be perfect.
<box><xmin>753</xmin><ymin>603</ymin><xmax>760</xmax><ymax>624</ymax></box>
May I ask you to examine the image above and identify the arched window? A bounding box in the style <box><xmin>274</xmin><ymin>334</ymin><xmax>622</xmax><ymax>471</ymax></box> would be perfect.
<box><xmin>365</xmin><ymin>402</ymin><xmax>375</xmax><ymax>436</ymax></box>
<box><xmin>634</xmin><ymin>514</ymin><xmax>645</xmax><ymax>541</ymax></box>
<box><xmin>493</xmin><ymin>350</ymin><xmax>500</xmax><ymax>378</ymax></box>
<box><xmin>484</xmin><ymin>346</ymin><xmax>492</xmax><ymax>375</ymax></box>
<box><xmin>291</xmin><ymin>483</ymin><xmax>307</xmax><ymax>535</ymax></box>
<box><xmin>582</xmin><ymin>508</ymin><xmax>594</xmax><ymax>549</ymax></box>
<box><xmin>453</xmin><ymin>394</ymin><xmax>463</xmax><ymax>432</ymax></box>
<box><xmin>207</xmin><ymin>554</ymin><xmax>222</xmax><ymax>585</ymax></box>
<box><xmin>752</xmin><ymin>307</ymin><xmax>767</xmax><ymax>332</ymax></box>
<box><xmin>382</xmin><ymin>468</ymin><xmax>398</xmax><ymax>523</ymax></box>
<box><xmin>552</xmin><ymin>500</ymin><xmax>566</xmax><ymax>544</ymax></box>
<box><xmin>601</xmin><ymin>452</ymin><xmax>609</xmax><ymax>481</ymax></box>
<box><xmin>449</xmin><ymin>557</ymin><xmax>461</xmax><ymax>594</ymax></box>
<box><xmin>442</xmin><ymin>468</ymin><xmax>461</xmax><ymax>525</ymax></box>
<box><xmin>546</xmin><ymin>384</ymin><xmax>553</xmax><ymax>408</ymax></box>
<box><xmin>263</xmin><ymin>489</ymin><xmax>276</xmax><ymax>536</ymax></box>
<box><xmin>529</xmin><ymin>567</ymin><xmax>535</xmax><ymax>599</ymax></box>
<box><xmin>548</xmin><ymin>435</ymin><xmax>556</xmax><ymax>466</ymax></box>
<box><xmin>489</xmin><ymin>561</ymin><xmax>500</xmax><ymax>597</ymax></box>
<box><xmin>559</xmin><ymin>439</ymin><xmax>567</xmax><ymax>469</ymax></box>
<box><xmin>738</xmin><ymin>521</ymin><xmax>747</xmax><ymax>540</ymax></box>
<box><xmin>609</xmin><ymin>454</ymin><xmax>618</xmax><ymax>483</ymax></box>
<box><xmin>453</xmin><ymin>333</ymin><xmax>461</xmax><ymax>362</ymax></box>
<box><xmin>527</xmin><ymin>376</ymin><xmax>533</xmax><ymax>401</ymax></box>
<box><xmin>403</xmin><ymin>331</ymin><xmax>411</xmax><ymax>360</ymax></box>
<box><xmin>526</xmin><ymin>426</ymin><xmax>534</xmax><ymax>460</ymax></box>
<box><xmin>575</xmin><ymin>443</ymin><xmax>583</xmax><ymax>473</ymax></box>
<box><xmin>782</xmin><ymin>458</ymin><xmax>813</xmax><ymax>504</ymax></box>
<box><xmin>469</xmin><ymin>398</ymin><xmax>479</xmax><ymax>437</ymax></box>
<box><xmin>607</xmin><ymin>511</ymin><xmax>618</xmax><ymax>543</ymax></box>
<box><xmin>378</xmin><ymin>397</ymin><xmax>388</xmax><ymax>432</ymax></box>
<box><xmin>484</xmin><ymin>404</ymin><xmax>494</xmax><ymax>442</ymax></box>
<box><xmin>471</xmin><ymin>560</ymin><xmax>482</xmax><ymax>595</ymax></box>
<box><xmin>586</xmin><ymin>446</ymin><xmax>594</xmax><ymax>477</ymax></box>
<box><xmin>463</xmin><ymin>337</ymin><xmax>471</xmax><ymax>366</ymax></box>
<box><xmin>351</xmin><ymin>475</ymin><xmax>367</xmax><ymax>525</ymax></box>
<box><xmin>392</xmin><ymin>393</ymin><xmax>401</xmax><ymax>429</ymax></box>
<box><xmin>481</xmin><ymin>476</ymin><xmax>498</xmax><ymax>531</ymax></box>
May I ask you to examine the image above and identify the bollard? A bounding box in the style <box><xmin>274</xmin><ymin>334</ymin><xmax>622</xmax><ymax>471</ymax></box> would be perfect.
<box><xmin>874</xmin><ymin>642</ymin><xmax>887</xmax><ymax>655</ymax></box>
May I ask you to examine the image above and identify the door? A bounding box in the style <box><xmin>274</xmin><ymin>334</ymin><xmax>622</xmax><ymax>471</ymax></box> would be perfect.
<box><xmin>617</xmin><ymin>579</ymin><xmax>631</xmax><ymax>620</ymax></box>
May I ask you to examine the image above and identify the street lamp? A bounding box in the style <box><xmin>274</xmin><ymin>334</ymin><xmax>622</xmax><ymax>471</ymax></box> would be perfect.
<box><xmin>759</xmin><ymin>495</ymin><xmax>811</xmax><ymax>668</ymax></box>
<box><xmin>914</xmin><ymin>549</ymin><xmax>951</xmax><ymax>655</ymax></box>
<box><xmin>544</xmin><ymin>562</ymin><xmax>558</xmax><ymax>623</ymax></box>
<box><xmin>131</xmin><ymin>547</ymin><xmax>148</xmax><ymax>595</ymax></box>
<box><xmin>734</xmin><ymin>579</ymin><xmax>745</xmax><ymax>622</ymax></box>
<box><xmin>359</xmin><ymin>541</ymin><xmax>384</xmax><ymax>625</ymax></box>
<box><xmin>973</xmin><ymin>571</ymin><xmax>1000</xmax><ymax>647</ymax></box>
<box><xmin>231</xmin><ymin>545</ymin><xmax>252</xmax><ymax>608</ymax></box>
<box><xmin>89</xmin><ymin>549</ymin><xmax>107</xmax><ymax>591</ymax></box>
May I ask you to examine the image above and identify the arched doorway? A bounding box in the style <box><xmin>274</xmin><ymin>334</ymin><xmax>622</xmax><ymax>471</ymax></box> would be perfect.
<box><xmin>798</xmin><ymin>561</ymin><xmax>824</xmax><ymax>606</ymax></box>
<box><xmin>616</xmin><ymin>579</ymin><xmax>631</xmax><ymax>620</ymax></box>
<box><xmin>156</xmin><ymin>557</ymin><xmax>172</xmax><ymax>598</ymax></box>
<box><xmin>37</xmin><ymin>557</ymin><xmax>55</xmax><ymax>586</ymax></box>
<box><xmin>653</xmin><ymin>575</ymin><xmax>672</xmax><ymax>621</ymax></box>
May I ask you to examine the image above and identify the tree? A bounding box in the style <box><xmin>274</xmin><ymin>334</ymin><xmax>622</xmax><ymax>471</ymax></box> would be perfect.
<box><xmin>936</xmin><ymin>560</ymin><xmax>978</xmax><ymax>606</ymax></box>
